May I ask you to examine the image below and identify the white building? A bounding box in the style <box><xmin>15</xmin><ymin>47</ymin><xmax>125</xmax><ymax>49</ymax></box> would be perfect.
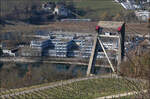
<box><xmin>53</xmin><ymin>4</ymin><xmax>70</xmax><ymax>17</ymax></box>
<box><xmin>135</xmin><ymin>10</ymin><xmax>150</xmax><ymax>21</ymax></box>
<box><xmin>2</xmin><ymin>49</ymin><xmax>15</xmax><ymax>56</ymax></box>
<box><xmin>118</xmin><ymin>0</ymin><xmax>142</xmax><ymax>10</ymax></box>
<box><xmin>120</xmin><ymin>2</ymin><xmax>134</xmax><ymax>10</ymax></box>
<box><xmin>30</xmin><ymin>39</ymin><xmax>51</xmax><ymax>49</ymax></box>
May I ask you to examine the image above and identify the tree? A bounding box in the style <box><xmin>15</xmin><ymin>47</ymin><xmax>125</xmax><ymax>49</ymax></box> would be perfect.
<box><xmin>120</xmin><ymin>50</ymin><xmax>150</xmax><ymax>98</ymax></box>
<box><xmin>113</xmin><ymin>13</ymin><xmax>122</xmax><ymax>21</ymax></box>
<box><xmin>123</xmin><ymin>11</ymin><xmax>138</xmax><ymax>22</ymax></box>
<box><xmin>67</xmin><ymin>0</ymin><xmax>75</xmax><ymax>11</ymax></box>
<box><xmin>148</xmin><ymin>18</ymin><xmax>150</xmax><ymax>28</ymax></box>
<box><xmin>100</xmin><ymin>12</ymin><xmax>111</xmax><ymax>21</ymax></box>
<box><xmin>120</xmin><ymin>50</ymin><xmax>150</xmax><ymax>78</ymax></box>
<box><xmin>1</xmin><ymin>0</ymin><xmax>42</xmax><ymax>22</ymax></box>
<box><xmin>0</xmin><ymin>63</ymin><xmax>21</xmax><ymax>89</ymax></box>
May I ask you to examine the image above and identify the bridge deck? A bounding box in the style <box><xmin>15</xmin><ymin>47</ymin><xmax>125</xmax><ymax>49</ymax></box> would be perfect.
<box><xmin>0</xmin><ymin>57</ymin><xmax>111</xmax><ymax>68</ymax></box>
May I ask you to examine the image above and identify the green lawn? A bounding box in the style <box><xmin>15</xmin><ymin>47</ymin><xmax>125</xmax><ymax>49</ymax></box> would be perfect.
<box><xmin>6</xmin><ymin>78</ymin><xmax>145</xmax><ymax>99</ymax></box>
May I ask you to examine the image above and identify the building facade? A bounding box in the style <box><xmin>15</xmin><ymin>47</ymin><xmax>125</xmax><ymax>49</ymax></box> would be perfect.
<box><xmin>135</xmin><ymin>10</ymin><xmax>150</xmax><ymax>21</ymax></box>
<box><xmin>21</xmin><ymin>32</ymin><xmax>118</xmax><ymax>60</ymax></box>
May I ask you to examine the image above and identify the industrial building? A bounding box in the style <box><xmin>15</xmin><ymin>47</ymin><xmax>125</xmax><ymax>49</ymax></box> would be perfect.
<box><xmin>21</xmin><ymin>32</ymin><xmax>118</xmax><ymax>59</ymax></box>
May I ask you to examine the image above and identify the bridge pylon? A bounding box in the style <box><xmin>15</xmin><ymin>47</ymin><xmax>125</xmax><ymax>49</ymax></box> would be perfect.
<box><xmin>86</xmin><ymin>21</ymin><xmax>125</xmax><ymax>76</ymax></box>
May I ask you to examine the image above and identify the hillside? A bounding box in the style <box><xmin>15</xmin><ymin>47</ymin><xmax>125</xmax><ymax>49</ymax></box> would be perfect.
<box><xmin>1</xmin><ymin>77</ymin><xmax>145</xmax><ymax>99</ymax></box>
<box><xmin>42</xmin><ymin>0</ymin><xmax>125</xmax><ymax>18</ymax></box>
<box><xmin>74</xmin><ymin>0</ymin><xmax>125</xmax><ymax>18</ymax></box>
<box><xmin>0</xmin><ymin>0</ymin><xmax>125</xmax><ymax>19</ymax></box>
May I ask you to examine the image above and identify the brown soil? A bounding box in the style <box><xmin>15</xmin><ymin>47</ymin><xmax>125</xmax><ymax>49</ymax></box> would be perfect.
<box><xmin>1</xmin><ymin>21</ymin><xmax>149</xmax><ymax>35</ymax></box>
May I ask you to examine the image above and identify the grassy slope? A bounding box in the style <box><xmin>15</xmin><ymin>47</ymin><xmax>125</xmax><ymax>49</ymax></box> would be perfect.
<box><xmin>6</xmin><ymin>78</ymin><xmax>145</xmax><ymax>99</ymax></box>
<box><xmin>74</xmin><ymin>0</ymin><xmax>124</xmax><ymax>18</ymax></box>
<box><xmin>0</xmin><ymin>0</ymin><xmax>125</xmax><ymax>19</ymax></box>
<box><xmin>41</xmin><ymin>0</ymin><xmax>124</xmax><ymax>18</ymax></box>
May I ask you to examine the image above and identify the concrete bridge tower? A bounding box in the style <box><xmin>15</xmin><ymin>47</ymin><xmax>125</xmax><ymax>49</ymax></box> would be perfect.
<box><xmin>86</xmin><ymin>21</ymin><xmax>125</xmax><ymax>76</ymax></box>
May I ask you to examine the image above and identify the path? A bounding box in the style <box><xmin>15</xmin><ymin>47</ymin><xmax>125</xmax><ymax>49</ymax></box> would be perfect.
<box><xmin>96</xmin><ymin>90</ymin><xmax>147</xmax><ymax>99</ymax></box>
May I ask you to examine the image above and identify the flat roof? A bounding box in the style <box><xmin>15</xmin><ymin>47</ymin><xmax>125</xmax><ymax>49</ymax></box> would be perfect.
<box><xmin>98</xmin><ymin>21</ymin><xmax>125</xmax><ymax>29</ymax></box>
